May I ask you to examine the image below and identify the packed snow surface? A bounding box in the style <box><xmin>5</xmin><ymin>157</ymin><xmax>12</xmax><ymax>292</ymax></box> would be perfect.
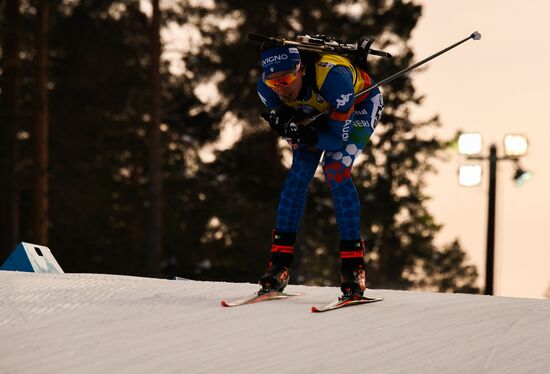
<box><xmin>1</xmin><ymin>271</ymin><xmax>549</xmax><ymax>374</ymax></box>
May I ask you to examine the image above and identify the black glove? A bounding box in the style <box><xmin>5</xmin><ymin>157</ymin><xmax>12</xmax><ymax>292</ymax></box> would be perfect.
<box><xmin>261</xmin><ymin>106</ymin><xmax>318</xmax><ymax>146</ymax></box>
<box><xmin>260</xmin><ymin>105</ymin><xmax>299</xmax><ymax>137</ymax></box>
<box><xmin>284</xmin><ymin>122</ymin><xmax>319</xmax><ymax>146</ymax></box>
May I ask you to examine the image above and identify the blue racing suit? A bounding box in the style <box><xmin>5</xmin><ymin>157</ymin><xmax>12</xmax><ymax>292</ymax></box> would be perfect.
<box><xmin>257</xmin><ymin>54</ymin><xmax>383</xmax><ymax>241</ymax></box>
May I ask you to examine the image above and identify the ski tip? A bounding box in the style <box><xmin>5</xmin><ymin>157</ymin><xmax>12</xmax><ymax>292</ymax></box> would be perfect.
<box><xmin>285</xmin><ymin>292</ymin><xmax>303</xmax><ymax>297</ymax></box>
<box><xmin>311</xmin><ymin>306</ymin><xmax>320</xmax><ymax>313</ymax></box>
<box><xmin>220</xmin><ymin>300</ymin><xmax>229</xmax><ymax>307</ymax></box>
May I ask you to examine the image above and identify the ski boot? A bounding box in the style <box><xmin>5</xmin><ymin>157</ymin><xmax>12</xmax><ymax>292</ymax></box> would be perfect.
<box><xmin>258</xmin><ymin>230</ymin><xmax>296</xmax><ymax>294</ymax></box>
<box><xmin>339</xmin><ymin>239</ymin><xmax>367</xmax><ymax>300</ymax></box>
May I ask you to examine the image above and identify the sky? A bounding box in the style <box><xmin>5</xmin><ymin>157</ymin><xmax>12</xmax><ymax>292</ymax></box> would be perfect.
<box><xmin>2</xmin><ymin>272</ymin><xmax>550</xmax><ymax>373</ymax></box>
<box><xmin>410</xmin><ymin>0</ymin><xmax>550</xmax><ymax>298</ymax></box>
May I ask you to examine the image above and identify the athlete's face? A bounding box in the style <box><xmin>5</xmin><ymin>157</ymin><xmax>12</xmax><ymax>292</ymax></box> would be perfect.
<box><xmin>264</xmin><ymin>65</ymin><xmax>304</xmax><ymax>102</ymax></box>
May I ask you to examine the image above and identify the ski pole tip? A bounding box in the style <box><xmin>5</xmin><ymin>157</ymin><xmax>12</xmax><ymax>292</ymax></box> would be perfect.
<box><xmin>471</xmin><ymin>31</ymin><xmax>481</xmax><ymax>40</ymax></box>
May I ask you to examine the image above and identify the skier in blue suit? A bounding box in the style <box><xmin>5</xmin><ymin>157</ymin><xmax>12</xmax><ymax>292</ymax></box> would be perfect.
<box><xmin>257</xmin><ymin>44</ymin><xmax>383</xmax><ymax>298</ymax></box>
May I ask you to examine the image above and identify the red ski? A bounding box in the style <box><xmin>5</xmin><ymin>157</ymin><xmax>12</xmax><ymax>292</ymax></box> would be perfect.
<box><xmin>221</xmin><ymin>291</ymin><xmax>301</xmax><ymax>307</ymax></box>
<box><xmin>311</xmin><ymin>296</ymin><xmax>383</xmax><ymax>313</ymax></box>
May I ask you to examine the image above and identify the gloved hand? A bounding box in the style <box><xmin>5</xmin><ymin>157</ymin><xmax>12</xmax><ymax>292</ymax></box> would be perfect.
<box><xmin>261</xmin><ymin>106</ymin><xmax>319</xmax><ymax>146</ymax></box>
<box><xmin>283</xmin><ymin>121</ymin><xmax>319</xmax><ymax>146</ymax></box>
<box><xmin>260</xmin><ymin>105</ymin><xmax>299</xmax><ymax>137</ymax></box>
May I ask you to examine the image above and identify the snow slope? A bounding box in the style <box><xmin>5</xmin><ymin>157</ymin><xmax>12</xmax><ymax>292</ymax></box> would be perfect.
<box><xmin>1</xmin><ymin>271</ymin><xmax>549</xmax><ymax>374</ymax></box>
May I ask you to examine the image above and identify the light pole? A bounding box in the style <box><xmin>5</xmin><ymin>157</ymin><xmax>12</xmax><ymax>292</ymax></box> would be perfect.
<box><xmin>457</xmin><ymin>134</ymin><xmax>531</xmax><ymax>295</ymax></box>
<box><xmin>486</xmin><ymin>144</ymin><xmax>497</xmax><ymax>295</ymax></box>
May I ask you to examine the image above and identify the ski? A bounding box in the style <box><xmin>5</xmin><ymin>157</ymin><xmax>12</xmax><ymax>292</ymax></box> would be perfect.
<box><xmin>221</xmin><ymin>291</ymin><xmax>301</xmax><ymax>307</ymax></box>
<box><xmin>311</xmin><ymin>296</ymin><xmax>383</xmax><ymax>313</ymax></box>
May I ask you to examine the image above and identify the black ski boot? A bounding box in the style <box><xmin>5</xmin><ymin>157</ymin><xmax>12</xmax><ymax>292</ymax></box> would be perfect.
<box><xmin>258</xmin><ymin>230</ymin><xmax>296</xmax><ymax>294</ymax></box>
<box><xmin>339</xmin><ymin>239</ymin><xmax>367</xmax><ymax>299</ymax></box>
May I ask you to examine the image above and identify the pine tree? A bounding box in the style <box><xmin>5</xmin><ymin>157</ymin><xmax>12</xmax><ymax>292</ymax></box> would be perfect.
<box><xmin>147</xmin><ymin>0</ymin><xmax>163</xmax><ymax>276</ymax></box>
<box><xmin>33</xmin><ymin>0</ymin><xmax>50</xmax><ymax>245</ymax></box>
<box><xmin>0</xmin><ymin>0</ymin><xmax>22</xmax><ymax>257</ymax></box>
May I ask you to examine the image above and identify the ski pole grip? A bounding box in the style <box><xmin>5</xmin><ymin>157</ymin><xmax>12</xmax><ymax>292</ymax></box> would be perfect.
<box><xmin>471</xmin><ymin>31</ymin><xmax>482</xmax><ymax>40</ymax></box>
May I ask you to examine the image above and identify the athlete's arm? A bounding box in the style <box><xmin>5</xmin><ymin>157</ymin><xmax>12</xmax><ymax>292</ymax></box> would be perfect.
<box><xmin>321</xmin><ymin>66</ymin><xmax>355</xmax><ymax>139</ymax></box>
<box><xmin>257</xmin><ymin>78</ymin><xmax>283</xmax><ymax>110</ymax></box>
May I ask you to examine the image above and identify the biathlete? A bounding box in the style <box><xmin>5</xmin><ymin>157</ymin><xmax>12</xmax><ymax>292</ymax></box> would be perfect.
<box><xmin>256</xmin><ymin>44</ymin><xmax>383</xmax><ymax>298</ymax></box>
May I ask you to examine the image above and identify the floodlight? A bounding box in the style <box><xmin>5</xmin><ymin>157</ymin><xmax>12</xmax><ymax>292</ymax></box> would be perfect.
<box><xmin>458</xmin><ymin>133</ymin><xmax>482</xmax><ymax>156</ymax></box>
<box><xmin>504</xmin><ymin>134</ymin><xmax>528</xmax><ymax>157</ymax></box>
<box><xmin>458</xmin><ymin>164</ymin><xmax>482</xmax><ymax>187</ymax></box>
<box><xmin>513</xmin><ymin>166</ymin><xmax>533</xmax><ymax>186</ymax></box>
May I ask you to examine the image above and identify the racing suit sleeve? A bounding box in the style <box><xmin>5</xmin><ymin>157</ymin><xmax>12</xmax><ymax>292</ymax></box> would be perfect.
<box><xmin>256</xmin><ymin>78</ymin><xmax>283</xmax><ymax>110</ymax></box>
<box><xmin>315</xmin><ymin>65</ymin><xmax>355</xmax><ymax>150</ymax></box>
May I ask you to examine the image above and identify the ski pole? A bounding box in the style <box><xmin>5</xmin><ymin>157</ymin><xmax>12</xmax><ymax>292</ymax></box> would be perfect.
<box><xmin>303</xmin><ymin>31</ymin><xmax>481</xmax><ymax>125</ymax></box>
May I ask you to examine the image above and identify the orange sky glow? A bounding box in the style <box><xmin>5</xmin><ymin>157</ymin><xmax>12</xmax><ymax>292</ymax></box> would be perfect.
<box><xmin>410</xmin><ymin>0</ymin><xmax>550</xmax><ymax>298</ymax></box>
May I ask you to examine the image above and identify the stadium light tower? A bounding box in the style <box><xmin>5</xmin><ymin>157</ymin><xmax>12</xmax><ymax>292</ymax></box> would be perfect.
<box><xmin>457</xmin><ymin>133</ymin><xmax>531</xmax><ymax>296</ymax></box>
